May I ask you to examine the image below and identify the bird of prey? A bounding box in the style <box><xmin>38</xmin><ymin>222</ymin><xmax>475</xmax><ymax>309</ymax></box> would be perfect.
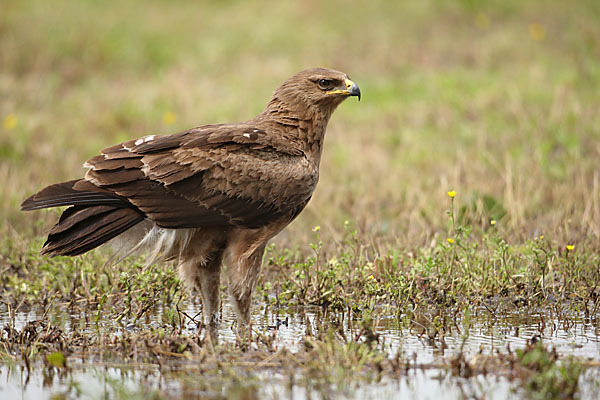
<box><xmin>22</xmin><ymin>68</ymin><xmax>361</xmax><ymax>337</ymax></box>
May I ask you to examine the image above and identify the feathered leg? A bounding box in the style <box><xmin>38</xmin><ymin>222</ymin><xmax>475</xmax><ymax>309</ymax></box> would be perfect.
<box><xmin>227</xmin><ymin>243</ymin><xmax>266</xmax><ymax>341</ymax></box>
<box><xmin>199</xmin><ymin>252</ymin><xmax>223</xmax><ymax>342</ymax></box>
<box><xmin>179</xmin><ymin>249</ymin><xmax>224</xmax><ymax>343</ymax></box>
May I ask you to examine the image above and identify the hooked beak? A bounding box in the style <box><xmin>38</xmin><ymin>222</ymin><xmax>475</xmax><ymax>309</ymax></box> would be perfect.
<box><xmin>346</xmin><ymin>79</ymin><xmax>361</xmax><ymax>101</ymax></box>
<box><xmin>328</xmin><ymin>78</ymin><xmax>361</xmax><ymax>101</ymax></box>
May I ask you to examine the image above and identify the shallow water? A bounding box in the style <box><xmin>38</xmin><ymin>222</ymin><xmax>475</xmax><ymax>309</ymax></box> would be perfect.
<box><xmin>1</xmin><ymin>365</ymin><xmax>518</xmax><ymax>400</ymax></box>
<box><xmin>2</xmin><ymin>301</ymin><xmax>600</xmax><ymax>399</ymax></box>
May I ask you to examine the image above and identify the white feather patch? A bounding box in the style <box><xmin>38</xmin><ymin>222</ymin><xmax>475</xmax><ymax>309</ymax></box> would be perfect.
<box><xmin>108</xmin><ymin>221</ymin><xmax>199</xmax><ymax>266</ymax></box>
<box><xmin>135</xmin><ymin>135</ymin><xmax>156</xmax><ymax>146</ymax></box>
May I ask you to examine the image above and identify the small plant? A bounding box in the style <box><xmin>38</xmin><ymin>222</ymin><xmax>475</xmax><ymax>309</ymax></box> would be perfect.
<box><xmin>516</xmin><ymin>340</ymin><xmax>582</xmax><ymax>399</ymax></box>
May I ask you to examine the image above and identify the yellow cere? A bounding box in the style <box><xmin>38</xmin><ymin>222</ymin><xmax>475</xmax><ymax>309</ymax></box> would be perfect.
<box><xmin>327</xmin><ymin>79</ymin><xmax>356</xmax><ymax>96</ymax></box>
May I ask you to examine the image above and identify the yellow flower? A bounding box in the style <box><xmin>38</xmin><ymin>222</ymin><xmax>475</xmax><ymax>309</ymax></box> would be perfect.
<box><xmin>446</xmin><ymin>238</ymin><xmax>454</xmax><ymax>244</ymax></box>
<box><xmin>447</xmin><ymin>190</ymin><xmax>456</xmax><ymax>198</ymax></box>
<box><xmin>367</xmin><ymin>274</ymin><xmax>375</xmax><ymax>281</ymax></box>
<box><xmin>312</xmin><ymin>226</ymin><xmax>320</xmax><ymax>232</ymax></box>
<box><xmin>162</xmin><ymin>111</ymin><xmax>176</xmax><ymax>125</ymax></box>
<box><xmin>529</xmin><ymin>23</ymin><xmax>545</xmax><ymax>41</ymax></box>
<box><xmin>3</xmin><ymin>114</ymin><xmax>18</xmax><ymax>130</ymax></box>
<box><xmin>490</xmin><ymin>219</ymin><xmax>496</xmax><ymax>226</ymax></box>
<box><xmin>474</xmin><ymin>13</ymin><xmax>490</xmax><ymax>30</ymax></box>
<box><xmin>540</xmin><ymin>235</ymin><xmax>544</xmax><ymax>240</ymax></box>
<box><xmin>566</xmin><ymin>244</ymin><xmax>574</xmax><ymax>251</ymax></box>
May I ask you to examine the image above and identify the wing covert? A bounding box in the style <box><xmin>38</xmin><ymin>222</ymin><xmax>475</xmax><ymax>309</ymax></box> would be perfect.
<box><xmin>83</xmin><ymin>124</ymin><xmax>317</xmax><ymax>229</ymax></box>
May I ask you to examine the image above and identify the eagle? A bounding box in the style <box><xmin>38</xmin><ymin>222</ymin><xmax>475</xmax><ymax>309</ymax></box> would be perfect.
<box><xmin>21</xmin><ymin>68</ymin><xmax>361</xmax><ymax>337</ymax></box>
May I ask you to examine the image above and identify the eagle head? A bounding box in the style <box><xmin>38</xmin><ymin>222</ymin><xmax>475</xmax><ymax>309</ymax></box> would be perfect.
<box><xmin>268</xmin><ymin>68</ymin><xmax>361</xmax><ymax>116</ymax></box>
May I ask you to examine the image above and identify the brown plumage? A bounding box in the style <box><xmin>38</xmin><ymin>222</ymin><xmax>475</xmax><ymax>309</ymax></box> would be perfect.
<box><xmin>22</xmin><ymin>68</ymin><xmax>360</xmax><ymax>337</ymax></box>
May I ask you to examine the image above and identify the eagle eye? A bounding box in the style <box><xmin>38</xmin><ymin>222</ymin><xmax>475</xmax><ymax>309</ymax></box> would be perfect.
<box><xmin>317</xmin><ymin>79</ymin><xmax>334</xmax><ymax>90</ymax></box>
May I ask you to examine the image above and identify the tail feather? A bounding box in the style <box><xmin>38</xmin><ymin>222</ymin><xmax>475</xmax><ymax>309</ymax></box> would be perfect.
<box><xmin>41</xmin><ymin>206</ymin><xmax>144</xmax><ymax>256</ymax></box>
<box><xmin>50</xmin><ymin>205</ymin><xmax>116</xmax><ymax>235</ymax></box>
<box><xmin>21</xmin><ymin>180</ymin><xmax>125</xmax><ymax>211</ymax></box>
<box><xmin>22</xmin><ymin>179</ymin><xmax>145</xmax><ymax>256</ymax></box>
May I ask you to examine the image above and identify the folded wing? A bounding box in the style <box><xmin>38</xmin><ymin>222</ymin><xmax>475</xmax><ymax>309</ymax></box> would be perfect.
<box><xmin>81</xmin><ymin>123</ymin><xmax>318</xmax><ymax>229</ymax></box>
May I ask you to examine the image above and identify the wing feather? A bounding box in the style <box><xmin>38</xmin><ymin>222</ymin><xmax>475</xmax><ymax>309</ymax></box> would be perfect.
<box><xmin>81</xmin><ymin>123</ymin><xmax>316</xmax><ymax>229</ymax></box>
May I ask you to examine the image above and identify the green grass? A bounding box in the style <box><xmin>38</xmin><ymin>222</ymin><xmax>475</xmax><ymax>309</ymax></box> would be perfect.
<box><xmin>1</xmin><ymin>0</ymin><xmax>600</xmax><ymax>398</ymax></box>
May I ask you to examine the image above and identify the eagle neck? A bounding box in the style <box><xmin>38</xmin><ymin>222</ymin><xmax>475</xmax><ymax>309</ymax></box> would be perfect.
<box><xmin>259</xmin><ymin>98</ymin><xmax>332</xmax><ymax>167</ymax></box>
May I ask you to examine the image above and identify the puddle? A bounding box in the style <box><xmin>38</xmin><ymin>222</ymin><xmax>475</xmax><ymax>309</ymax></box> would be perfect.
<box><xmin>2</xmin><ymin>302</ymin><xmax>600</xmax><ymax>399</ymax></box>
<box><xmin>1</xmin><ymin>365</ymin><xmax>519</xmax><ymax>400</ymax></box>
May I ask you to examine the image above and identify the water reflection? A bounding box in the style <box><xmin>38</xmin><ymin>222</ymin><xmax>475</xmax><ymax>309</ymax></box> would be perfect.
<box><xmin>1</xmin><ymin>302</ymin><xmax>599</xmax><ymax>399</ymax></box>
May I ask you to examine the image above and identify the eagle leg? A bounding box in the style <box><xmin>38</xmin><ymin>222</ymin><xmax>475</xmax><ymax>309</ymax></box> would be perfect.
<box><xmin>179</xmin><ymin>248</ymin><xmax>224</xmax><ymax>343</ymax></box>
<box><xmin>227</xmin><ymin>243</ymin><xmax>266</xmax><ymax>342</ymax></box>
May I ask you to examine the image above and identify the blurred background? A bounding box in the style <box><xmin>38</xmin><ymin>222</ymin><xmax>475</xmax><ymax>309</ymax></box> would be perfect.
<box><xmin>1</xmin><ymin>0</ymin><xmax>599</xmax><ymax>252</ymax></box>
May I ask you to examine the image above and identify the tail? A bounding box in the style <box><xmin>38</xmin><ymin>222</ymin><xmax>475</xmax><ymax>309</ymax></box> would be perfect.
<box><xmin>22</xmin><ymin>180</ymin><xmax>145</xmax><ymax>256</ymax></box>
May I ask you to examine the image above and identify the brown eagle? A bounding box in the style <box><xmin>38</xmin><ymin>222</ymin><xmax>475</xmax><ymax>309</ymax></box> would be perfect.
<box><xmin>22</xmin><ymin>68</ymin><xmax>360</xmax><ymax>335</ymax></box>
